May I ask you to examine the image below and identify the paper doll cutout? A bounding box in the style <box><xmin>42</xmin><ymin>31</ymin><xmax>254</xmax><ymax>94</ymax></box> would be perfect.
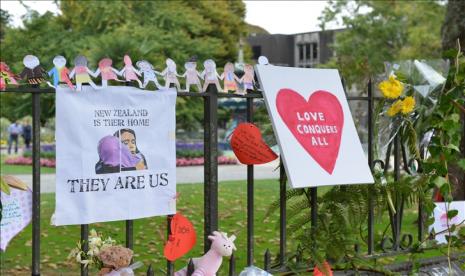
<box><xmin>95</xmin><ymin>58</ymin><xmax>123</xmax><ymax>88</ymax></box>
<box><xmin>19</xmin><ymin>55</ymin><xmax>47</xmax><ymax>85</ymax></box>
<box><xmin>200</xmin><ymin>59</ymin><xmax>222</xmax><ymax>92</ymax></box>
<box><xmin>220</xmin><ymin>62</ymin><xmax>240</xmax><ymax>93</ymax></box>
<box><xmin>48</xmin><ymin>56</ymin><xmax>74</xmax><ymax>90</ymax></box>
<box><xmin>161</xmin><ymin>58</ymin><xmax>181</xmax><ymax>90</ymax></box>
<box><xmin>136</xmin><ymin>60</ymin><xmax>162</xmax><ymax>89</ymax></box>
<box><xmin>258</xmin><ymin>56</ymin><xmax>269</xmax><ymax>65</ymax></box>
<box><xmin>0</xmin><ymin>62</ymin><xmax>18</xmax><ymax>90</ymax></box>
<box><xmin>181</xmin><ymin>57</ymin><xmax>202</xmax><ymax>92</ymax></box>
<box><xmin>240</xmin><ymin>64</ymin><xmax>256</xmax><ymax>94</ymax></box>
<box><xmin>118</xmin><ymin>55</ymin><xmax>143</xmax><ymax>88</ymax></box>
<box><xmin>69</xmin><ymin>55</ymin><xmax>101</xmax><ymax>91</ymax></box>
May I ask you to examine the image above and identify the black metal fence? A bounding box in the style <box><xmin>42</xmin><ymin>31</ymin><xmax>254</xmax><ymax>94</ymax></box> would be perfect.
<box><xmin>0</xmin><ymin>80</ymin><xmax>431</xmax><ymax>275</ymax></box>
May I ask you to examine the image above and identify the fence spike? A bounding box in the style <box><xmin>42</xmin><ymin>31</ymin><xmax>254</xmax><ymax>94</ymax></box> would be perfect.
<box><xmin>146</xmin><ymin>264</ymin><xmax>154</xmax><ymax>276</ymax></box>
<box><xmin>187</xmin><ymin>258</ymin><xmax>195</xmax><ymax>276</ymax></box>
<box><xmin>264</xmin><ymin>249</ymin><xmax>271</xmax><ymax>271</ymax></box>
<box><xmin>229</xmin><ymin>253</ymin><xmax>236</xmax><ymax>276</ymax></box>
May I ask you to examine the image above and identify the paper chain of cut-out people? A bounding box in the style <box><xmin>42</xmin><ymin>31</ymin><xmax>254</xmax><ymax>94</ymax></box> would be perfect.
<box><xmin>0</xmin><ymin>55</ymin><xmax>257</xmax><ymax>93</ymax></box>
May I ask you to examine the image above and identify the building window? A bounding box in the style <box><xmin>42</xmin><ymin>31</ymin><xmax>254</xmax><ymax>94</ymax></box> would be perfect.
<box><xmin>312</xmin><ymin>43</ymin><xmax>318</xmax><ymax>59</ymax></box>
<box><xmin>298</xmin><ymin>44</ymin><xmax>304</xmax><ymax>61</ymax></box>
<box><xmin>252</xmin><ymin>46</ymin><xmax>261</xmax><ymax>60</ymax></box>
<box><xmin>305</xmin><ymin>43</ymin><xmax>311</xmax><ymax>60</ymax></box>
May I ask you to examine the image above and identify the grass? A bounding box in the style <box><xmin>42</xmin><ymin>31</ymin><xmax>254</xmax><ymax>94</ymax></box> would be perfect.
<box><xmin>1</xmin><ymin>155</ymin><xmax>56</xmax><ymax>175</ymax></box>
<box><xmin>0</xmin><ymin>179</ymin><xmax>460</xmax><ymax>275</ymax></box>
<box><xmin>0</xmin><ymin>179</ymin><xmax>283</xmax><ymax>275</ymax></box>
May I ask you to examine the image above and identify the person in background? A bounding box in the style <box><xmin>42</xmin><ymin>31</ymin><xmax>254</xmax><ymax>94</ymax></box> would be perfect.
<box><xmin>22</xmin><ymin>120</ymin><xmax>32</xmax><ymax>150</ymax></box>
<box><xmin>7</xmin><ymin>121</ymin><xmax>22</xmax><ymax>154</ymax></box>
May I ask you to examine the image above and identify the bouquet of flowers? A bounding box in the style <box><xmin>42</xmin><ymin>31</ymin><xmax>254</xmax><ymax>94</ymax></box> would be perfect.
<box><xmin>68</xmin><ymin>229</ymin><xmax>142</xmax><ymax>275</ymax></box>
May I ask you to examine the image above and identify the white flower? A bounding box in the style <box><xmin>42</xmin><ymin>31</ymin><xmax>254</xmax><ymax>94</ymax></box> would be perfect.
<box><xmin>89</xmin><ymin>236</ymin><xmax>102</xmax><ymax>247</ymax></box>
<box><xmin>80</xmin><ymin>259</ymin><xmax>91</xmax><ymax>267</ymax></box>
<box><xmin>75</xmin><ymin>253</ymin><xmax>82</xmax><ymax>263</ymax></box>
<box><xmin>89</xmin><ymin>229</ymin><xmax>98</xmax><ymax>238</ymax></box>
<box><xmin>67</xmin><ymin>248</ymin><xmax>79</xmax><ymax>260</ymax></box>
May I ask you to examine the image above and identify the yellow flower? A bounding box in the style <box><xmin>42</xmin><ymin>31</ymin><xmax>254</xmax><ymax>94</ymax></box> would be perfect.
<box><xmin>401</xmin><ymin>96</ymin><xmax>415</xmax><ymax>114</ymax></box>
<box><xmin>387</xmin><ymin>100</ymin><xmax>403</xmax><ymax>117</ymax></box>
<box><xmin>379</xmin><ymin>75</ymin><xmax>404</xmax><ymax>99</ymax></box>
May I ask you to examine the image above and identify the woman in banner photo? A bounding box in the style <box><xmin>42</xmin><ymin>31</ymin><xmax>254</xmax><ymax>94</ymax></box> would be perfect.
<box><xmin>114</xmin><ymin>128</ymin><xmax>148</xmax><ymax>170</ymax></box>
<box><xmin>95</xmin><ymin>135</ymin><xmax>145</xmax><ymax>174</ymax></box>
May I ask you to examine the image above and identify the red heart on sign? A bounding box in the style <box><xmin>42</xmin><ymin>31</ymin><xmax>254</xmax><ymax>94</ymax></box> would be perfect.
<box><xmin>276</xmin><ymin>89</ymin><xmax>344</xmax><ymax>174</ymax></box>
<box><xmin>230</xmin><ymin>123</ymin><xmax>278</xmax><ymax>165</ymax></box>
<box><xmin>164</xmin><ymin>213</ymin><xmax>196</xmax><ymax>261</ymax></box>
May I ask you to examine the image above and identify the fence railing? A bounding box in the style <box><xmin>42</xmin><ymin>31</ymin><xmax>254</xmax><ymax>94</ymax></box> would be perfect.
<box><xmin>0</xmin><ymin>80</ymin><xmax>434</xmax><ymax>275</ymax></box>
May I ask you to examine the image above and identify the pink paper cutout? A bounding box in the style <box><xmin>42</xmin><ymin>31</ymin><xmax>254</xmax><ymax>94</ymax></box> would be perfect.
<box><xmin>276</xmin><ymin>89</ymin><xmax>344</xmax><ymax>174</ymax></box>
<box><xmin>1</xmin><ymin>188</ymin><xmax>32</xmax><ymax>251</ymax></box>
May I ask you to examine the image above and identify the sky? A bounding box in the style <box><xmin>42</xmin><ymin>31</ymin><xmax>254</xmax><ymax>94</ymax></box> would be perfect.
<box><xmin>1</xmin><ymin>0</ymin><xmax>336</xmax><ymax>34</ymax></box>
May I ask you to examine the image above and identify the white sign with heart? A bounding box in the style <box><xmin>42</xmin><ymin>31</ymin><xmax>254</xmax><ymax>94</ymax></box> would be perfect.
<box><xmin>1</xmin><ymin>188</ymin><xmax>32</xmax><ymax>251</ymax></box>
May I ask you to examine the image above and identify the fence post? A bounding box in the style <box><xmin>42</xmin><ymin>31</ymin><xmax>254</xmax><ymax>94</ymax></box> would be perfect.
<box><xmin>246</xmin><ymin>97</ymin><xmax>254</xmax><ymax>266</ymax></box>
<box><xmin>167</xmin><ymin>215</ymin><xmax>174</xmax><ymax>275</ymax></box>
<box><xmin>32</xmin><ymin>92</ymin><xmax>41</xmax><ymax>276</ymax></box>
<box><xmin>80</xmin><ymin>225</ymin><xmax>89</xmax><ymax>276</ymax></box>
<box><xmin>367</xmin><ymin>78</ymin><xmax>375</xmax><ymax>254</ymax></box>
<box><xmin>279</xmin><ymin>158</ymin><xmax>287</xmax><ymax>266</ymax></box>
<box><xmin>203</xmin><ymin>84</ymin><xmax>218</xmax><ymax>252</ymax></box>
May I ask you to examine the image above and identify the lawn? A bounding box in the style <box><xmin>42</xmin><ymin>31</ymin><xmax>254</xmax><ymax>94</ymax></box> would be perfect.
<box><xmin>0</xmin><ymin>179</ymin><xmax>459</xmax><ymax>275</ymax></box>
<box><xmin>1</xmin><ymin>155</ymin><xmax>56</xmax><ymax>175</ymax></box>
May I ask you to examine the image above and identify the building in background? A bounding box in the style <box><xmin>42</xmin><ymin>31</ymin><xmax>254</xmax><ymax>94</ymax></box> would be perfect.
<box><xmin>247</xmin><ymin>29</ymin><xmax>342</xmax><ymax>67</ymax></box>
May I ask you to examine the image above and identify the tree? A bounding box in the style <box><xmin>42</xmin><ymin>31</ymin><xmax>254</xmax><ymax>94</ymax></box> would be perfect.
<box><xmin>0</xmin><ymin>1</ymin><xmax>247</xmax><ymax>129</ymax></box>
<box><xmin>319</xmin><ymin>0</ymin><xmax>445</xmax><ymax>85</ymax></box>
<box><xmin>441</xmin><ymin>0</ymin><xmax>465</xmax><ymax>51</ymax></box>
<box><xmin>0</xmin><ymin>9</ymin><xmax>11</xmax><ymax>39</ymax></box>
<box><xmin>441</xmin><ymin>0</ymin><xmax>465</xmax><ymax>200</ymax></box>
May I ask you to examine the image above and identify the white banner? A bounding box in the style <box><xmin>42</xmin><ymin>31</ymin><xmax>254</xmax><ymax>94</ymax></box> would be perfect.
<box><xmin>256</xmin><ymin>65</ymin><xmax>373</xmax><ymax>188</ymax></box>
<box><xmin>55</xmin><ymin>86</ymin><xmax>177</xmax><ymax>225</ymax></box>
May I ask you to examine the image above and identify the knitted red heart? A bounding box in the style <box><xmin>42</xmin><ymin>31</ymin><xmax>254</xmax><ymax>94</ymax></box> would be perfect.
<box><xmin>276</xmin><ymin>89</ymin><xmax>344</xmax><ymax>174</ymax></box>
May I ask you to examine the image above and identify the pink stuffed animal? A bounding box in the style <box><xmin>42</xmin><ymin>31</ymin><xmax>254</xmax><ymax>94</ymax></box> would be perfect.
<box><xmin>175</xmin><ymin>231</ymin><xmax>236</xmax><ymax>276</ymax></box>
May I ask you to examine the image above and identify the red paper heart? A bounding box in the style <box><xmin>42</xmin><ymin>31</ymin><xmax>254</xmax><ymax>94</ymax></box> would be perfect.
<box><xmin>163</xmin><ymin>213</ymin><xmax>196</xmax><ymax>261</ymax></box>
<box><xmin>276</xmin><ymin>89</ymin><xmax>344</xmax><ymax>174</ymax></box>
<box><xmin>230</xmin><ymin>123</ymin><xmax>278</xmax><ymax>165</ymax></box>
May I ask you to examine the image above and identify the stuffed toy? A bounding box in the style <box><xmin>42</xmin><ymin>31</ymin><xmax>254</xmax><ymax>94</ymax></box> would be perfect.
<box><xmin>175</xmin><ymin>231</ymin><xmax>236</xmax><ymax>276</ymax></box>
<box><xmin>98</xmin><ymin>245</ymin><xmax>137</xmax><ymax>276</ymax></box>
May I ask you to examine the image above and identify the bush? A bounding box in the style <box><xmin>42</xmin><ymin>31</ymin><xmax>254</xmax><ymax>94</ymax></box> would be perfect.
<box><xmin>23</xmin><ymin>150</ymin><xmax>56</xmax><ymax>159</ymax></box>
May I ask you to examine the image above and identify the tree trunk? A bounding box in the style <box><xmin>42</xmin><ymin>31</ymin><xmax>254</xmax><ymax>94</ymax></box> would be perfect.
<box><xmin>441</xmin><ymin>0</ymin><xmax>465</xmax><ymax>51</ymax></box>
<box><xmin>441</xmin><ymin>0</ymin><xmax>465</xmax><ymax>200</ymax></box>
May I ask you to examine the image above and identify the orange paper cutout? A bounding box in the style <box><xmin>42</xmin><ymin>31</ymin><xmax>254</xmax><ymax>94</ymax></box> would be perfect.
<box><xmin>164</xmin><ymin>213</ymin><xmax>196</xmax><ymax>261</ymax></box>
<box><xmin>314</xmin><ymin>261</ymin><xmax>333</xmax><ymax>276</ymax></box>
<box><xmin>230</xmin><ymin>123</ymin><xmax>278</xmax><ymax>165</ymax></box>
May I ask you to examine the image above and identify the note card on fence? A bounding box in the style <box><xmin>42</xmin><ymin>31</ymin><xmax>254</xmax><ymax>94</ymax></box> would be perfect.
<box><xmin>255</xmin><ymin>65</ymin><xmax>373</xmax><ymax>188</ymax></box>
<box><xmin>54</xmin><ymin>86</ymin><xmax>177</xmax><ymax>225</ymax></box>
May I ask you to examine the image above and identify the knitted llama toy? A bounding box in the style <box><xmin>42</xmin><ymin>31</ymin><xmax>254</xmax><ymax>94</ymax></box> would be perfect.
<box><xmin>175</xmin><ymin>231</ymin><xmax>236</xmax><ymax>276</ymax></box>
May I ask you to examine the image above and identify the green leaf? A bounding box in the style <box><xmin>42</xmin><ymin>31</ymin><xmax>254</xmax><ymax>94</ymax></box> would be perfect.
<box><xmin>458</xmin><ymin>159</ymin><xmax>465</xmax><ymax>170</ymax></box>
<box><xmin>449</xmin><ymin>114</ymin><xmax>460</xmax><ymax>122</ymax></box>
<box><xmin>446</xmin><ymin>144</ymin><xmax>460</xmax><ymax>152</ymax></box>
<box><xmin>433</xmin><ymin>176</ymin><xmax>448</xmax><ymax>188</ymax></box>
<box><xmin>447</xmin><ymin>209</ymin><xmax>458</xmax><ymax>219</ymax></box>
<box><xmin>0</xmin><ymin>176</ymin><xmax>11</xmax><ymax>195</ymax></box>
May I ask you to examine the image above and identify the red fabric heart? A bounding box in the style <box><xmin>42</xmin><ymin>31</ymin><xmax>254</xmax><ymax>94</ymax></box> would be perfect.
<box><xmin>276</xmin><ymin>89</ymin><xmax>344</xmax><ymax>174</ymax></box>
<box><xmin>230</xmin><ymin>123</ymin><xmax>278</xmax><ymax>165</ymax></box>
<box><xmin>163</xmin><ymin>213</ymin><xmax>196</xmax><ymax>261</ymax></box>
